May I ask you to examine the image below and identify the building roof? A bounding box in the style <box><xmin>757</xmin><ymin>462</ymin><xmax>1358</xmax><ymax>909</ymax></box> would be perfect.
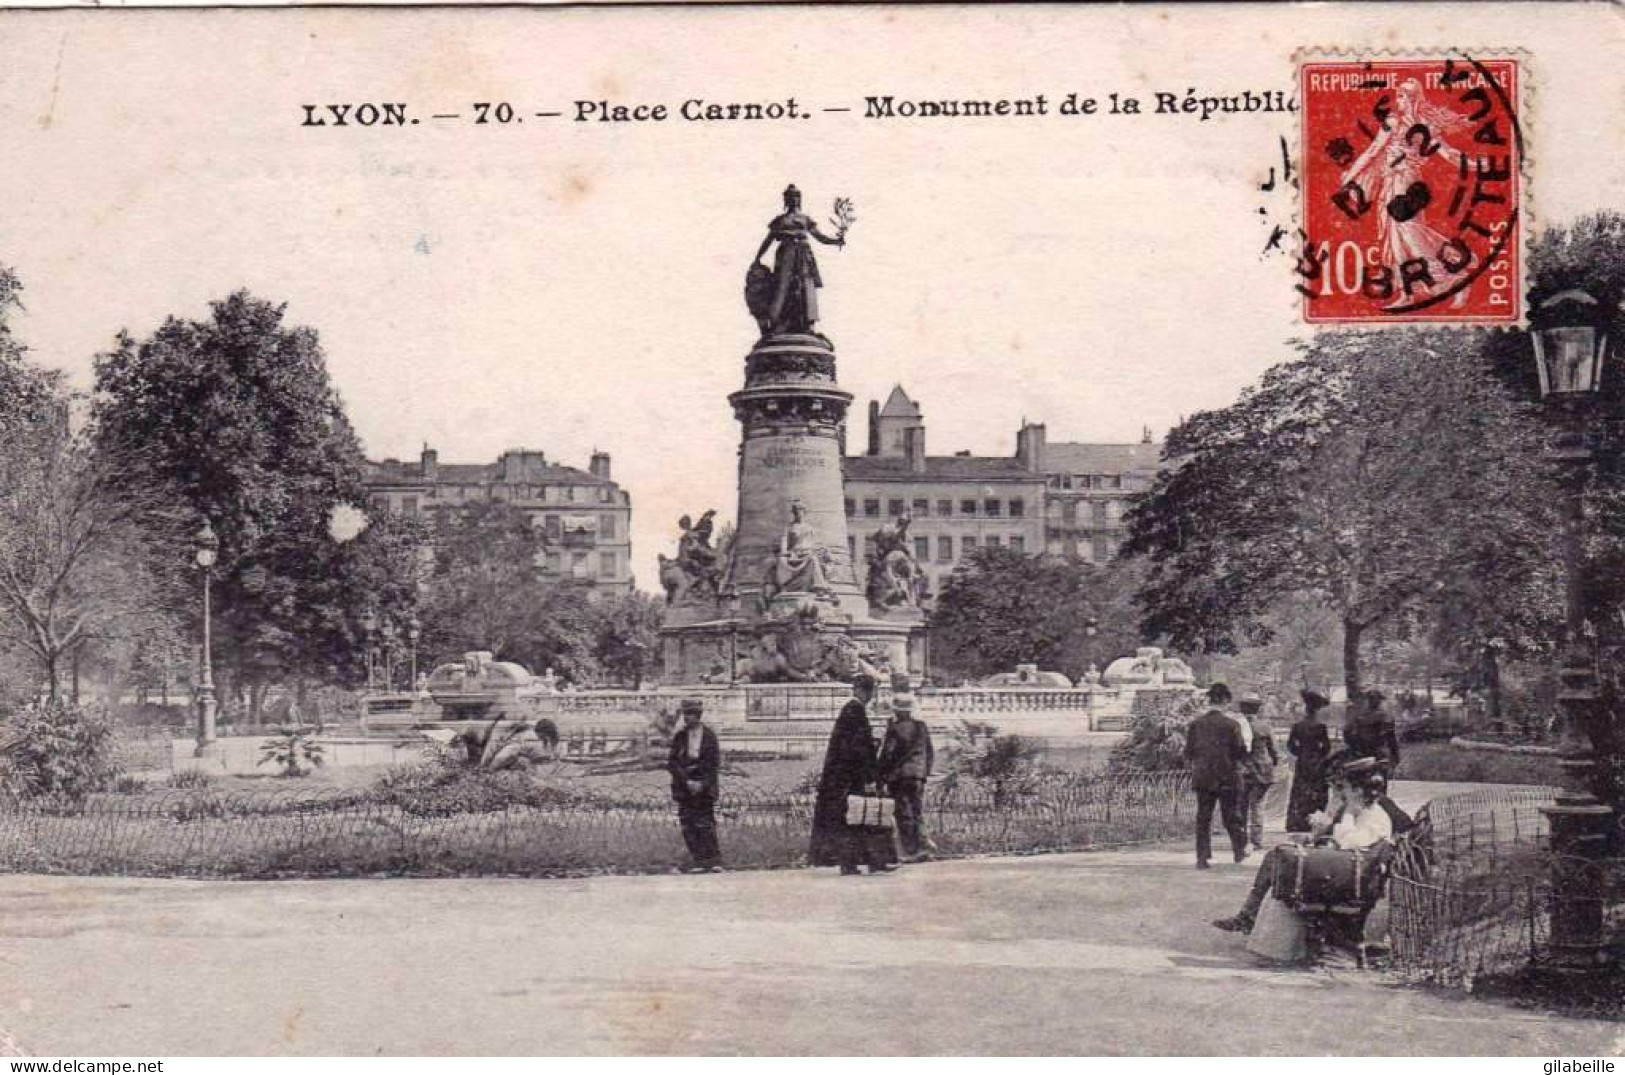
<box><xmin>362</xmin><ymin>458</ymin><xmax>611</xmax><ymax>487</ymax></box>
<box><xmin>843</xmin><ymin>455</ymin><xmax>1041</xmax><ymax>482</ymax></box>
<box><xmin>1042</xmin><ymin>441</ymin><xmax>1164</xmax><ymax>475</ymax></box>
<box><xmin>878</xmin><ymin>385</ymin><xmax>922</xmax><ymax>419</ymax></box>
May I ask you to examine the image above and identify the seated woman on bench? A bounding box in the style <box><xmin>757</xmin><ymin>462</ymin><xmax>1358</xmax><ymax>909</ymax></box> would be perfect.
<box><xmin>1211</xmin><ymin>761</ymin><xmax>1393</xmax><ymax>934</ymax></box>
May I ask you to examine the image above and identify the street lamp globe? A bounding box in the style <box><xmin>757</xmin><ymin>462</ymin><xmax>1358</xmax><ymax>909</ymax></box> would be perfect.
<box><xmin>194</xmin><ymin>521</ymin><xmax>219</xmax><ymax>569</ymax></box>
<box><xmin>360</xmin><ymin>607</ymin><xmax>377</xmax><ymax>635</ymax></box>
<box><xmin>1531</xmin><ymin>289</ymin><xmax>1609</xmax><ymax>399</ymax></box>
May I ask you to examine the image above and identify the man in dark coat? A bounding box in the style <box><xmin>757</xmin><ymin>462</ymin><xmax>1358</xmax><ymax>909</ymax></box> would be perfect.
<box><xmin>878</xmin><ymin>692</ymin><xmax>935</xmax><ymax>860</ymax></box>
<box><xmin>666</xmin><ymin>697</ymin><xmax>722</xmax><ymax>872</ymax></box>
<box><xmin>1184</xmin><ymin>682</ymin><xmax>1249</xmax><ymax>869</ymax></box>
<box><xmin>810</xmin><ymin>673</ymin><xmax>898</xmax><ymax>875</ymax></box>
<box><xmin>1344</xmin><ymin>689</ymin><xmax>1401</xmax><ymax>774</ymax></box>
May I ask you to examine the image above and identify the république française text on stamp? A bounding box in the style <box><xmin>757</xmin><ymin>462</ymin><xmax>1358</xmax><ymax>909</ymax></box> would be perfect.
<box><xmin>1296</xmin><ymin>51</ymin><xmax>1525</xmax><ymax>325</ymax></box>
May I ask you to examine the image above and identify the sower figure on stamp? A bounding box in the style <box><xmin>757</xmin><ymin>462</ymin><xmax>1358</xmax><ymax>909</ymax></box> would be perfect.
<box><xmin>877</xmin><ymin>692</ymin><xmax>935</xmax><ymax>861</ymax></box>
<box><xmin>666</xmin><ymin>697</ymin><xmax>723</xmax><ymax>873</ymax></box>
<box><xmin>1184</xmin><ymin>683</ymin><xmax>1249</xmax><ymax>869</ymax></box>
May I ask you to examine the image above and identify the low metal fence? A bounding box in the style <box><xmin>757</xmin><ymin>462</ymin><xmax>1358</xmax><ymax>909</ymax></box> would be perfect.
<box><xmin>0</xmin><ymin>768</ymin><xmax>1192</xmax><ymax>880</ymax></box>
<box><xmin>1387</xmin><ymin>784</ymin><xmax>1625</xmax><ymax>986</ymax></box>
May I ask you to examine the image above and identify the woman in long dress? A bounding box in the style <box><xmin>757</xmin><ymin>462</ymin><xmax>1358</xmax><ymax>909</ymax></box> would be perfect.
<box><xmin>1285</xmin><ymin>689</ymin><xmax>1333</xmax><ymax>832</ymax></box>
<box><xmin>809</xmin><ymin>674</ymin><xmax>898</xmax><ymax>875</ymax></box>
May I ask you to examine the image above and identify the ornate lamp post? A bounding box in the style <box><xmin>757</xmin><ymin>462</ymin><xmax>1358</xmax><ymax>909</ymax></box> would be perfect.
<box><xmin>380</xmin><ymin>619</ymin><xmax>399</xmax><ymax>693</ymax></box>
<box><xmin>1530</xmin><ymin>288</ymin><xmax>1616</xmax><ymax>971</ymax></box>
<box><xmin>360</xmin><ymin>606</ymin><xmax>378</xmax><ymax>692</ymax></box>
<box><xmin>406</xmin><ymin>614</ymin><xmax>421</xmax><ymax>692</ymax></box>
<box><xmin>193</xmin><ymin>521</ymin><xmax>220</xmax><ymax>756</ymax></box>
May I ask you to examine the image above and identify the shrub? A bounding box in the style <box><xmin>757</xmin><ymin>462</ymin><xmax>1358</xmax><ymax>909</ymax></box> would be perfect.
<box><xmin>257</xmin><ymin>727</ymin><xmax>325</xmax><ymax>778</ymax></box>
<box><xmin>166</xmin><ymin>768</ymin><xmax>213</xmax><ymax>790</ymax></box>
<box><xmin>111</xmin><ymin>775</ymin><xmax>146</xmax><ymax>794</ymax></box>
<box><xmin>943</xmin><ymin>722</ymin><xmax>1046</xmax><ymax>807</ymax></box>
<box><xmin>1109</xmin><ymin>692</ymin><xmax>1206</xmax><ymax>773</ymax></box>
<box><xmin>0</xmin><ymin>699</ymin><xmax>122</xmax><ymax>801</ymax></box>
<box><xmin>368</xmin><ymin>758</ymin><xmax>579</xmax><ymax>816</ymax></box>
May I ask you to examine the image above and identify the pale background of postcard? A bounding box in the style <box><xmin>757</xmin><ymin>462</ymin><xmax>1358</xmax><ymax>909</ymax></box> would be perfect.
<box><xmin>0</xmin><ymin>4</ymin><xmax>1619</xmax><ymax>584</ymax></box>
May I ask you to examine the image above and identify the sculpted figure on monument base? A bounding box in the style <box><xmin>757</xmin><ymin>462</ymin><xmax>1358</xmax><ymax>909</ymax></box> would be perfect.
<box><xmin>659</xmin><ymin>510</ymin><xmax>723</xmax><ymax>605</ymax></box>
<box><xmin>745</xmin><ymin>185</ymin><xmax>854</xmax><ymax>338</ymax></box>
<box><xmin>762</xmin><ymin>500</ymin><xmax>835</xmax><ymax>601</ymax></box>
<box><xmin>866</xmin><ymin>512</ymin><xmax>927</xmax><ymax>610</ymax></box>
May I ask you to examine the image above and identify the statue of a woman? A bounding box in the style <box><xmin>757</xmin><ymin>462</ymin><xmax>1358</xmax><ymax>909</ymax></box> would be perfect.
<box><xmin>748</xmin><ymin>185</ymin><xmax>846</xmax><ymax>336</ymax></box>
<box><xmin>765</xmin><ymin>500</ymin><xmax>833</xmax><ymax>597</ymax></box>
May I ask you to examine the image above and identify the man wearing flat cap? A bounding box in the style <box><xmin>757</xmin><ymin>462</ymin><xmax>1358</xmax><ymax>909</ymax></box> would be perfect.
<box><xmin>878</xmin><ymin>691</ymin><xmax>935</xmax><ymax>860</ymax></box>
<box><xmin>667</xmin><ymin>697</ymin><xmax>723</xmax><ymax>872</ymax></box>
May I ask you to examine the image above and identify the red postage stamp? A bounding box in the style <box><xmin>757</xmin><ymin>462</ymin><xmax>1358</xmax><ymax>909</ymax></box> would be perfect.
<box><xmin>1297</xmin><ymin>53</ymin><xmax>1524</xmax><ymax>325</ymax></box>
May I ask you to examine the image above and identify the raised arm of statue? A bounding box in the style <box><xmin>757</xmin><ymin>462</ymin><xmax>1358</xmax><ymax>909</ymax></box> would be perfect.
<box><xmin>809</xmin><ymin>224</ymin><xmax>844</xmax><ymax>248</ymax></box>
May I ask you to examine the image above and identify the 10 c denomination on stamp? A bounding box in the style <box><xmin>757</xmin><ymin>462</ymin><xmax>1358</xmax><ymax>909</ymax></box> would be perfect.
<box><xmin>1297</xmin><ymin>52</ymin><xmax>1525</xmax><ymax>325</ymax></box>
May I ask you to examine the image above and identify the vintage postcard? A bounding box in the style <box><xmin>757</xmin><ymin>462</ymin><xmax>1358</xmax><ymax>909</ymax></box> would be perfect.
<box><xmin>0</xmin><ymin>1</ymin><xmax>1623</xmax><ymax>1062</ymax></box>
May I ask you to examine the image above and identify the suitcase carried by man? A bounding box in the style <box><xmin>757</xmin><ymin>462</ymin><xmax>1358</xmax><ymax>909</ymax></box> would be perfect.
<box><xmin>1270</xmin><ymin>843</ymin><xmax>1382</xmax><ymax>907</ymax></box>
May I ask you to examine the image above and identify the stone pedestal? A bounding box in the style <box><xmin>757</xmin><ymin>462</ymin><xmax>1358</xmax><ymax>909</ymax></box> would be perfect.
<box><xmin>661</xmin><ymin>331</ymin><xmax>927</xmax><ymax>685</ymax></box>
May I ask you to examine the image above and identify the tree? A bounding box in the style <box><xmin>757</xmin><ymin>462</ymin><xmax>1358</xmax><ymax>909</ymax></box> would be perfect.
<box><xmin>91</xmin><ymin>292</ymin><xmax>369</xmax><ymax>713</ymax></box>
<box><xmin>0</xmin><ymin>417</ymin><xmax>183</xmax><ymax>701</ymax></box>
<box><xmin>594</xmin><ymin>591</ymin><xmax>663</xmax><ymax>689</ymax></box>
<box><xmin>1124</xmin><ymin>329</ymin><xmax>1560</xmax><ymax>700</ymax></box>
<box><xmin>929</xmin><ymin>547</ymin><xmax>1142</xmax><ymax>684</ymax></box>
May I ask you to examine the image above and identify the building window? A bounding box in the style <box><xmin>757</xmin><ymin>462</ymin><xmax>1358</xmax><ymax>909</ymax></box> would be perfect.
<box><xmin>987</xmin><ymin>534</ymin><xmax>1002</xmax><ymax>549</ymax></box>
<box><xmin>571</xmin><ymin>551</ymin><xmax>589</xmax><ymax>578</ymax></box>
<box><xmin>914</xmin><ymin>536</ymin><xmax>929</xmax><ymax>561</ymax></box>
<box><xmin>937</xmin><ymin>535</ymin><xmax>953</xmax><ymax>561</ymax></box>
<box><xmin>1092</xmin><ymin>536</ymin><xmax>1110</xmax><ymax>562</ymax></box>
<box><xmin>845</xmin><ymin>498</ymin><xmax>855</xmax><ymax>517</ymax></box>
<box><xmin>598</xmin><ymin>514</ymin><xmax>617</xmax><ymax>539</ymax></box>
<box><xmin>1010</xmin><ymin>497</ymin><xmax>1024</xmax><ymax>518</ymax></box>
<box><xmin>1010</xmin><ymin>535</ymin><xmax>1025</xmax><ymax>553</ymax></box>
<box><xmin>848</xmin><ymin>535</ymin><xmax>857</xmax><ymax>561</ymax></box>
<box><xmin>1092</xmin><ymin>500</ymin><xmax>1109</xmax><ymax>523</ymax></box>
<box><xmin>962</xmin><ymin>535</ymin><xmax>977</xmax><ymax>555</ymax></box>
<box><xmin>960</xmin><ymin>499</ymin><xmax>977</xmax><ymax>516</ymax></box>
<box><xmin>887</xmin><ymin>498</ymin><xmax>905</xmax><ymax>517</ymax></box>
<box><xmin>401</xmin><ymin>496</ymin><xmax>419</xmax><ymax>516</ymax></box>
<box><xmin>599</xmin><ymin>551</ymin><xmax>617</xmax><ymax>579</ymax></box>
<box><xmin>1110</xmin><ymin>475</ymin><xmax>1124</xmax><ymax>489</ymax></box>
<box><xmin>1062</xmin><ymin>500</ymin><xmax>1077</xmax><ymax>523</ymax></box>
<box><xmin>545</xmin><ymin>552</ymin><xmax>562</xmax><ymax>574</ymax></box>
<box><xmin>545</xmin><ymin>515</ymin><xmax>562</xmax><ymax>540</ymax></box>
<box><xmin>984</xmin><ymin>498</ymin><xmax>1001</xmax><ymax>517</ymax></box>
<box><xmin>864</xmin><ymin>499</ymin><xmax>880</xmax><ymax>518</ymax></box>
<box><xmin>912</xmin><ymin>498</ymin><xmax>929</xmax><ymax>517</ymax></box>
<box><xmin>937</xmin><ymin>499</ymin><xmax>953</xmax><ymax>517</ymax></box>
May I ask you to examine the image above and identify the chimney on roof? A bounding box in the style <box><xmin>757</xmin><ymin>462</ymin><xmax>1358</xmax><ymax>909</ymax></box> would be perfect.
<box><xmin>867</xmin><ymin>400</ymin><xmax>881</xmax><ymax>456</ymax></box>
<box><xmin>420</xmin><ymin>445</ymin><xmax>439</xmax><ymax>480</ymax></box>
<box><xmin>1016</xmin><ymin>421</ymin><xmax>1047</xmax><ymax>473</ymax></box>
<box><xmin>590</xmin><ymin>451</ymin><xmax>612</xmax><ymax>481</ymax></box>
<box><xmin>903</xmin><ymin>424</ymin><xmax>927</xmax><ymax>473</ymax></box>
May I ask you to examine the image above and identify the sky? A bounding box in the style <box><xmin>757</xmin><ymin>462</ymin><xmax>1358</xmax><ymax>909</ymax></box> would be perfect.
<box><xmin>1</xmin><ymin>3</ymin><xmax>1621</xmax><ymax>587</ymax></box>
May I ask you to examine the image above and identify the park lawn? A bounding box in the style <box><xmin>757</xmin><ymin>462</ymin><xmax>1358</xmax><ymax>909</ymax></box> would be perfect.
<box><xmin>1394</xmin><ymin>742</ymin><xmax>1564</xmax><ymax>786</ymax></box>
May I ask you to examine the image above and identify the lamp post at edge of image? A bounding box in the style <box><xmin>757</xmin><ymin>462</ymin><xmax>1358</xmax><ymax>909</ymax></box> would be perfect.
<box><xmin>1529</xmin><ymin>287</ymin><xmax>1617</xmax><ymax>972</ymax></box>
<box><xmin>193</xmin><ymin>521</ymin><xmax>220</xmax><ymax>757</ymax></box>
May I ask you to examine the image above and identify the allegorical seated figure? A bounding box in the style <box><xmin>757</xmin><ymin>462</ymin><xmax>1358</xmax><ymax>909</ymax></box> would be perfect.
<box><xmin>764</xmin><ymin>500</ymin><xmax>834</xmax><ymax>599</ymax></box>
<box><xmin>866</xmin><ymin>512</ymin><xmax>926</xmax><ymax>609</ymax></box>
